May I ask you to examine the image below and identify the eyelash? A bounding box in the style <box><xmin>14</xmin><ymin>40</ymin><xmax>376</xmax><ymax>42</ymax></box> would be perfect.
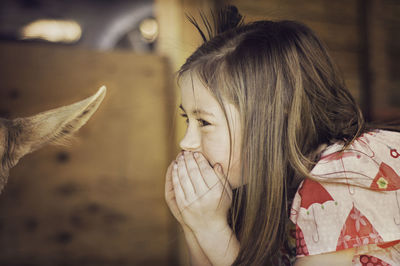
<box><xmin>180</xmin><ymin>113</ymin><xmax>211</xmax><ymax>127</ymax></box>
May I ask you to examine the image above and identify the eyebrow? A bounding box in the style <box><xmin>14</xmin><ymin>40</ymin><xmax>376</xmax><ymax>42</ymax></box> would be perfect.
<box><xmin>179</xmin><ymin>104</ymin><xmax>215</xmax><ymax>117</ymax></box>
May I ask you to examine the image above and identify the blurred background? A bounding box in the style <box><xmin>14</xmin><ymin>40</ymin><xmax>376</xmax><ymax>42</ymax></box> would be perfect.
<box><xmin>0</xmin><ymin>0</ymin><xmax>399</xmax><ymax>265</ymax></box>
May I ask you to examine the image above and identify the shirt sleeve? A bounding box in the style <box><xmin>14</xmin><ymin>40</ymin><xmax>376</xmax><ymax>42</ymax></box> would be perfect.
<box><xmin>289</xmin><ymin>130</ymin><xmax>400</xmax><ymax>261</ymax></box>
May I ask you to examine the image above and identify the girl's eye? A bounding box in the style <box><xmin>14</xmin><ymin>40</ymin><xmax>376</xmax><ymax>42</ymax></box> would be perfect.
<box><xmin>180</xmin><ymin>113</ymin><xmax>211</xmax><ymax>127</ymax></box>
<box><xmin>198</xmin><ymin>119</ymin><xmax>211</xmax><ymax>127</ymax></box>
<box><xmin>180</xmin><ymin>113</ymin><xmax>189</xmax><ymax>124</ymax></box>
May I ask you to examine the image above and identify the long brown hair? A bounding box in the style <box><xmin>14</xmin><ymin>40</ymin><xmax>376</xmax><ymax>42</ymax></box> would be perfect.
<box><xmin>178</xmin><ymin>6</ymin><xmax>367</xmax><ymax>265</ymax></box>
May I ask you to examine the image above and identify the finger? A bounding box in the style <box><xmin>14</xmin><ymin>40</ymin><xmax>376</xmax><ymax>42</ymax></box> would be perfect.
<box><xmin>212</xmin><ymin>163</ymin><xmax>226</xmax><ymax>184</ymax></box>
<box><xmin>193</xmin><ymin>152</ymin><xmax>219</xmax><ymax>188</ymax></box>
<box><xmin>172</xmin><ymin>162</ymin><xmax>187</xmax><ymax>207</ymax></box>
<box><xmin>183</xmin><ymin>151</ymin><xmax>208</xmax><ymax>192</ymax></box>
<box><xmin>177</xmin><ymin>154</ymin><xmax>196</xmax><ymax>197</ymax></box>
<box><xmin>165</xmin><ymin>161</ymin><xmax>178</xmax><ymax>206</ymax></box>
<box><xmin>175</xmin><ymin>151</ymin><xmax>184</xmax><ymax>161</ymax></box>
<box><xmin>213</xmin><ymin>163</ymin><xmax>233</xmax><ymax>199</ymax></box>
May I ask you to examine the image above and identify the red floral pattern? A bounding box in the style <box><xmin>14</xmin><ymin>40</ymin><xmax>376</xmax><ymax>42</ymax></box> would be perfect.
<box><xmin>336</xmin><ymin>206</ymin><xmax>384</xmax><ymax>251</ymax></box>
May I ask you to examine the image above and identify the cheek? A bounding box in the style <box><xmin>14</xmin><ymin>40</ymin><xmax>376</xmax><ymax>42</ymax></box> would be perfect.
<box><xmin>200</xmin><ymin>131</ymin><xmax>243</xmax><ymax>188</ymax></box>
<box><xmin>200</xmin><ymin>132</ymin><xmax>231</xmax><ymax>168</ymax></box>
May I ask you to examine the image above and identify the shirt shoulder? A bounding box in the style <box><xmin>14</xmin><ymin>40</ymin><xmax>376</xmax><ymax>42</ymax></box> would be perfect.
<box><xmin>311</xmin><ymin>129</ymin><xmax>400</xmax><ymax>189</ymax></box>
<box><xmin>289</xmin><ymin>130</ymin><xmax>400</xmax><ymax>264</ymax></box>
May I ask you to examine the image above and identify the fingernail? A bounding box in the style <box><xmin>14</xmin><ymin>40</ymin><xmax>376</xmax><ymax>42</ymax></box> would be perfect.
<box><xmin>193</xmin><ymin>152</ymin><xmax>199</xmax><ymax>158</ymax></box>
<box><xmin>217</xmin><ymin>164</ymin><xmax>223</xmax><ymax>172</ymax></box>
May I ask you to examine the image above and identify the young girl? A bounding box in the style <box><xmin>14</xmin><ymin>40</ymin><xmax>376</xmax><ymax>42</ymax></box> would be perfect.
<box><xmin>164</xmin><ymin>6</ymin><xmax>400</xmax><ymax>266</ymax></box>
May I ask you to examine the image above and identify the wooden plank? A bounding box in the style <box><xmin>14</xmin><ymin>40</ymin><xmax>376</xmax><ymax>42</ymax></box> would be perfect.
<box><xmin>381</xmin><ymin>0</ymin><xmax>400</xmax><ymax>23</ymax></box>
<box><xmin>230</xmin><ymin>0</ymin><xmax>358</xmax><ymax>24</ymax></box>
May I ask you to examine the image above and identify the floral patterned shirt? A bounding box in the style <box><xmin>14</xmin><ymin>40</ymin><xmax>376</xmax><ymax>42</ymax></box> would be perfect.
<box><xmin>290</xmin><ymin>130</ymin><xmax>400</xmax><ymax>265</ymax></box>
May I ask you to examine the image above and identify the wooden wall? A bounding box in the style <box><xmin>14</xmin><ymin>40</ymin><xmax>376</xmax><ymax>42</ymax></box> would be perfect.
<box><xmin>366</xmin><ymin>0</ymin><xmax>400</xmax><ymax>120</ymax></box>
<box><xmin>0</xmin><ymin>42</ymin><xmax>176</xmax><ymax>266</ymax></box>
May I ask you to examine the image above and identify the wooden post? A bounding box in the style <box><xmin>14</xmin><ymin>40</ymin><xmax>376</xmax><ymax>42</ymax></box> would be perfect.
<box><xmin>154</xmin><ymin>1</ymin><xmax>219</xmax><ymax>264</ymax></box>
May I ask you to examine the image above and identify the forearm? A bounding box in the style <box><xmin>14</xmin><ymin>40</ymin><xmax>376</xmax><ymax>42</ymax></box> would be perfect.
<box><xmin>193</xmin><ymin>223</ymin><xmax>240</xmax><ymax>266</ymax></box>
<box><xmin>183</xmin><ymin>226</ymin><xmax>212</xmax><ymax>266</ymax></box>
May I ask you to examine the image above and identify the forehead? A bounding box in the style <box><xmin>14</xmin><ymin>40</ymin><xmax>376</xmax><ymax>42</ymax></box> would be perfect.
<box><xmin>179</xmin><ymin>73</ymin><xmax>220</xmax><ymax>112</ymax></box>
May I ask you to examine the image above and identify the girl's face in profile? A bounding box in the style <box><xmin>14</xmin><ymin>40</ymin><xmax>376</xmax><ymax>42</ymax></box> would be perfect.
<box><xmin>179</xmin><ymin>73</ymin><xmax>242</xmax><ymax>188</ymax></box>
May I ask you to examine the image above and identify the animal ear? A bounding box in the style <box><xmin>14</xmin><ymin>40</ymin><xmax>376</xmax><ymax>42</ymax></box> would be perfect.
<box><xmin>9</xmin><ymin>86</ymin><xmax>106</xmax><ymax>163</ymax></box>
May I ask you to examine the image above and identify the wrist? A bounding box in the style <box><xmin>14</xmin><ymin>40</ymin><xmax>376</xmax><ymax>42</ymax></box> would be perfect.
<box><xmin>192</xmin><ymin>221</ymin><xmax>240</xmax><ymax>266</ymax></box>
<box><xmin>191</xmin><ymin>219</ymin><xmax>231</xmax><ymax>236</ymax></box>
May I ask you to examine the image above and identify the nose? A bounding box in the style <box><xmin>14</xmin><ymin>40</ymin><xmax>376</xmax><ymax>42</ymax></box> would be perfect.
<box><xmin>179</xmin><ymin>125</ymin><xmax>201</xmax><ymax>152</ymax></box>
